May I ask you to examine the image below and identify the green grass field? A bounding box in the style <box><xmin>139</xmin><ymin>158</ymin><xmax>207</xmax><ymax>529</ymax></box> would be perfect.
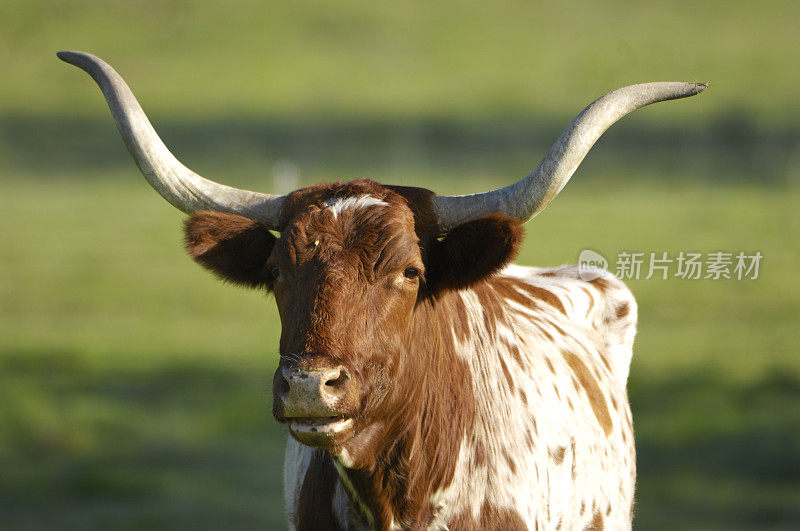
<box><xmin>1</xmin><ymin>1</ymin><xmax>799</xmax><ymax>529</ymax></box>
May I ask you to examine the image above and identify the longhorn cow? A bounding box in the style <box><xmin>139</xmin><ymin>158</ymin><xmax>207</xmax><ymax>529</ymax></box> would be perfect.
<box><xmin>59</xmin><ymin>51</ymin><xmax>705</xmax><ymax>530</ymax></box>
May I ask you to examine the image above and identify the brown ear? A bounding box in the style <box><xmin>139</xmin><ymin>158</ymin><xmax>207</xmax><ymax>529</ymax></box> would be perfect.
<box><xmin>184</xmin><ymin>211</ymin><xmax>277</xmax><ymax>289</ymax></box>
<box><xmin>425</xmin><ymin>213</ymin><xmax>523</xmax><ymax>295</ymax></box>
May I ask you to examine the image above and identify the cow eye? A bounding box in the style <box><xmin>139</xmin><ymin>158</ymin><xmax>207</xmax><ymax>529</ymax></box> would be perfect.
<box><xmin>403</xmin><ymin>267</ymin><xmax>419</xmax><ymax>280</ymax></box>
<box><xmin>269</xmin><ymin>266</ymin><xmax>280</xmax><ymax>279</ymax></box>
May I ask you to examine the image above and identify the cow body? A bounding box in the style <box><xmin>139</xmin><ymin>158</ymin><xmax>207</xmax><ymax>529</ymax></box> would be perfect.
<box><xmin>282</xmin><ymin>256</ymin><xmax>637</xmax><ymax>530</ymax></box>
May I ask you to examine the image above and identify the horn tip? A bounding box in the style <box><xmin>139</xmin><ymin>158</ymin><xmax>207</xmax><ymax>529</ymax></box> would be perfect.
<box><xmin>57</xmin><ymin>50</ymin><xmax>82</xmax><ymax>65</ymax></box>
<box><xmin>694</xmin><ymin>82</ymin><xmax>709</xmax><ymax>94</ymax></box>
<box><xmin>57</xmin><ymin>50</ymin><xmax>95</xmax><ymax>67</ymax></box>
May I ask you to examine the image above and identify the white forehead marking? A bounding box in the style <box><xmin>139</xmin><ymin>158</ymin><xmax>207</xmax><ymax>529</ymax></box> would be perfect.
<box><xmin>324</xmin><ymin>195</ymin><xmax>388</xmax><ymax>219</ymax></box>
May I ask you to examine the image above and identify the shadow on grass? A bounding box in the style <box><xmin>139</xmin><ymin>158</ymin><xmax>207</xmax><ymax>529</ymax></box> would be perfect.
<box><xmin>1</xmin><ymin>350</ymin><xmax>798</xmax><ymax>529</ymax></box>
<box><xmin>0</xmin><ymin>349</ymin><xmax>286</xmax><ymax>529</ymax></box>
<box><xmin>631</xmin><ymin>370</ymin><xmax>800</xmax><ymax>530</ymax></box>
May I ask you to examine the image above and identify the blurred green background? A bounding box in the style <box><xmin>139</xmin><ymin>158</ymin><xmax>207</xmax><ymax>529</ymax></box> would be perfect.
<box><xmin>1</xmin><ymin>1</ymin><xmax>798</xmax><ymax>529</ymax></box>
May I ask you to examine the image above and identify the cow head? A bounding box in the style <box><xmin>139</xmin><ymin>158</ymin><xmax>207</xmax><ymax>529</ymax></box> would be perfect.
<box><xmin>183</xmin><ymin>179</ymin><xmax>523</xmax><ymax>460</ymax></box>
<box><xmin>58</xmin><ymin>50</ymin><xmax>705</xmax><ymax>462</ymax></box>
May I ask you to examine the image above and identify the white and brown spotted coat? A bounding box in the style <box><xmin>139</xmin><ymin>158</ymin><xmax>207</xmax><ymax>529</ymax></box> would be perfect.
<box><xmin>285</xmin><ymin>262</ymin><xmax>637</xmax><ymax>530</ymax></box>
<box><xmin>185</xmin><ymin>181</ymin><xmax>638</xmax><ymax>530</ymax></box>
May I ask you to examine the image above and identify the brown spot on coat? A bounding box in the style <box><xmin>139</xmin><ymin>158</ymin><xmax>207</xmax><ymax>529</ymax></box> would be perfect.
<box><xmin>549</xmin><ymin>446</ymin><xmax>566</xmax><ymax>464</ymax></box>
<box><xmin>586</xmin><ymin>510</ymin><xmax>604</xmax><ymax>530</ymax></box>
<box><xmin>599</xmin><ymin>353</ymin><xmax>612</xmax><ymax>373</ymax></box>
<box><xmin>563</xmin><ymin>351</ymin><xmax>613</xmax><ymax>436</ymax></box>
<box><xmin>492</xmin><ymin>277</ymin><xmax>539</xmax><ymax>310</ymax></box>
<box><xmin>498</xmin><ymin>355</ymin><xmax>515</xmax><ymax>390</ymax></box>
<box><xmin>588</xmin><ymin>276</ymin><xmax>611</xmax><ymax>292</ymax></box>
<box><xmin>570</xmin><ymin>439</ymin><xmax>577</xmax><ymax>480</ymax></box>
<box><xmin>514</xmin><ymin>283</ymin><xmax>567</xmax><ymax>314</ymax></box>
<box><xmin>503</xmin><ymin>448</ymin><xmax>518</xmax><ymax>475</ymax></box>
<box><xmin>525</xmin><ymin>427</ymin><xmax>535</xmax><ymax>447</ymax></box>
<box><xmin>616</xmin><ymin>301</ymin><xmax>630</xmax><ymax>318</ymax></box>
<box><xmin>452</xmin><ymin>501</ymin><xmax>527</xmax><ymax>530</ymax></box>
<box><xmin>508</xmin><ymin>344</ymin><xmax>524</xmax><ymax>365</ymax></box>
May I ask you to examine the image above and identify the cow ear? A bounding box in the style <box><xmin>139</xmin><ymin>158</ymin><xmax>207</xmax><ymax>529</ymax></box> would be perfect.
<box><xmin>425</xmin><ymin>213</ymin><xmax>523</xmax><ymax>295</ymax></box>
<box><xmin>184</xmin><ymin>211</ymin><xmax>277</xmax><ymax>289</ymax></box>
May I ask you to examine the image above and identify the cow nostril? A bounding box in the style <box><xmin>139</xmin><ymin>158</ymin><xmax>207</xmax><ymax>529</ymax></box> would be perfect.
<box><xmin>277</xmin><ymin>369</ymin><xmax>291</xmax><ymax>397</ymax></box>
<box><xmin>324</xmin><ymin>368</ymin><xmax>350</xmax><ymax>392</ymax></box>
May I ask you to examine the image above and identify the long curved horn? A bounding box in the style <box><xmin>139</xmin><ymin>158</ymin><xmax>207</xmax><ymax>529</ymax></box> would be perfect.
<box><xmin>57</xmin><ymin>51</ymin><xmax>285</xmax><ymax>229</ymax></box>
<box><xmin>432</xmin><ymin>82</ymin><xmax>707</xmax><ymax>232</ymax></box>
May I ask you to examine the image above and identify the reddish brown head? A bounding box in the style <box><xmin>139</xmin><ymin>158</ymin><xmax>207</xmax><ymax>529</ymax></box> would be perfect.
<box><xmin>184</xmin><ymin>179</ymin><xmax>522</xmax><ymax>458</ymax></box>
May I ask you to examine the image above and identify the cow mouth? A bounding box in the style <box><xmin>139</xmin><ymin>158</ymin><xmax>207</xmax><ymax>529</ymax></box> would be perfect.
<box><xmin>288</xmin><ymin>417</ymin><xmax>354</xmax><ymax>446</ymax></box>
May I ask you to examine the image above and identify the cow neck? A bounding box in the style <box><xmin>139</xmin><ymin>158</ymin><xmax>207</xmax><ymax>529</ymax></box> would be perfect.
<box><xmin>334</xmin><ymin>289</ymin><xmax>477</xmax><ymax>529</ymax></box>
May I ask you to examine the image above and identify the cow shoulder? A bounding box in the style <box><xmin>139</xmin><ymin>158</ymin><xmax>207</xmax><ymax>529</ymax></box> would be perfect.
<box><xmin>500</xmin><ymin>264</ymin><xmax>638</xmax><ymax>386</ymax></box>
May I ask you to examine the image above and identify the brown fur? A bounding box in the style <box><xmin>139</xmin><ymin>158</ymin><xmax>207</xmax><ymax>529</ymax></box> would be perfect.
<box><xmin>550</xmin><ymin>445</ymin><xmax>566</xmax><ymax>465</ymax></box>
<box><xmin>563</xmin><ymin>351</ymin><xmax>613</xmax><ymax>436</ymax></box>
<box><xmin>586</xmin><ymin>510</ymin><xmax>605</xmax><ymax>530</ymax></box>
<box><xmin>184</xmin><ymin>211</ymin><xmax>276</xmax><ymax>288</ymax></box>
<box><xmin>588</xmin><ymin>276</ymin><xmax>611</xmax><ymax>292</ymax></box>
<box><xmin>182</xmin><ymin>179</ymin><xmax>630</xmax><ymax>528</ymax></box>
<box><xmin>451</xmin><ymin>501</ymin><xmax>527</xmax><ymax>530</ymax></box>
<box><xmin>323</xmin><ymin>292</ymin><xmax>479</xmax><ymax>528</ymax></box>
<box><xmin>425</xmin><ymin>213</ymin><xmax>524</xmax><ymax>296</ymax></box>
<box><xmin>296</xmin><ymin>451</ymin><xmax>343</xmax><ymax>531</ymax></box>
<box><xmin>514</xmin><ymin>283</ymin><xmax>566</xmax><ymax>315</ymax></box>
<box><xmin>184</xmin><ymin>180</ymin><xmax>521</xmax><ymax>528</ymax></box>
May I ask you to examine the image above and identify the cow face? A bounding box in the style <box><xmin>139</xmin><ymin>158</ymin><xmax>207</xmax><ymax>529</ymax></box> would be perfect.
<box><xmin>184</xmin><ymin>180</ymin><xmax>522</xmax><ymax>461</ymax></box>
<box><xmin>268</xmin><ymin>189</ymin><xmax>425</xmax><ymax>455</ymax></box>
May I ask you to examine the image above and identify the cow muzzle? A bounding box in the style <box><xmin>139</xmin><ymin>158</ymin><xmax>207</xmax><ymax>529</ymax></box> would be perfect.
<box><xmin>274</xmin><ymin>360</ymin><xmax>358</xmax><ymax>447</ymax></box>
